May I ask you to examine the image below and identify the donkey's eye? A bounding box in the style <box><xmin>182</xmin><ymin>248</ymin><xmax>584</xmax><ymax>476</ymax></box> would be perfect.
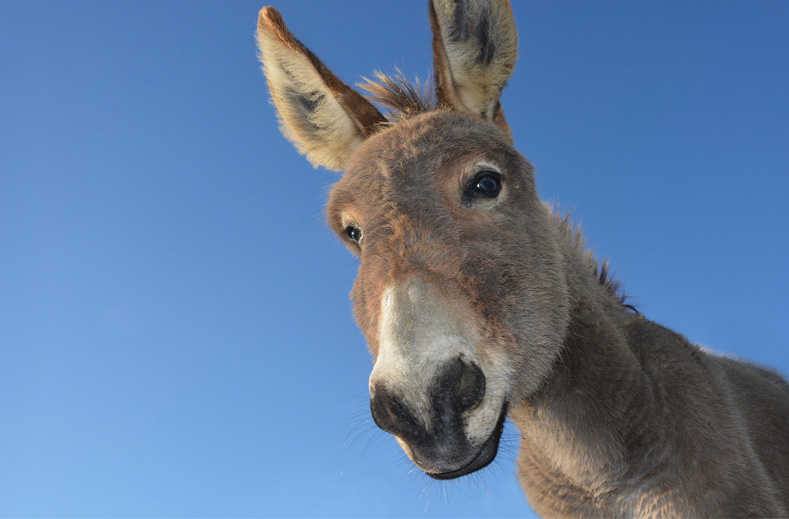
<box><xmin>463</xmin><ymin>170</ymin><xmax>502</xmax><ymax>206</ymax></box>
<box><xmin>476</xmin><ymin>173</ymin><xmax>501</xmax><ymax>196</ymax></box>
<box><xmin>345</xmin><ymin>225</ymin><xmax>363</xmax><ymax>244</ymax></box>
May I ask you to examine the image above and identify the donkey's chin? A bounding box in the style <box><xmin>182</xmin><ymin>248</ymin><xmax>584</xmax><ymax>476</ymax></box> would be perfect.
<box><xmin>420</xmin><ymin>403</ymin><xmax>508</xmax><ymax>480</ymax></box>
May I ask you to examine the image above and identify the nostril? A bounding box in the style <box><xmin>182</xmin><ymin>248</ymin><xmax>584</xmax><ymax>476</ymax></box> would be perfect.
<box><xmin>370</xmin><ymin>383</ymin><xmax>425</xmax><ymax>442</ymax></box>
<box><xmin>454</xmin><ymin>359</ymin><xmax>486</xmax><ymax>412</ymax></box>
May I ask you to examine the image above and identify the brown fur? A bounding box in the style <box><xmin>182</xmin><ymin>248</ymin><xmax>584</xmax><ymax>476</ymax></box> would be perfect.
<box><xmin>358</xmin><ymin>70</ymin><xmax>437</xmax><ymax>122</ymax></box>
<box><xmin>256</xmin><ymin>2</ymin><xmax>789</xmax><ymax>517</ymax></box>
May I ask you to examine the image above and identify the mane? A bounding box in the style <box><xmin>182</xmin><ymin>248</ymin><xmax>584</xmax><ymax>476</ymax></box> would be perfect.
<box><xmin>549</xmin><ymin>206</ymin><xmax>638</xmax><ymax>313</ymax></box>
<box><xmin>358</xmin><ymin>70</ymin><xmax>438</xmax><ymax>122</ymax></box>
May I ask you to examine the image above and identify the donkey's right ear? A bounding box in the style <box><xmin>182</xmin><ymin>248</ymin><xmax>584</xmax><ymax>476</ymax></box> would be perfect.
<box><xmin>256</xmin><ymin>8</ymin><xmax>386</xmax><ymax>171</ymax></box>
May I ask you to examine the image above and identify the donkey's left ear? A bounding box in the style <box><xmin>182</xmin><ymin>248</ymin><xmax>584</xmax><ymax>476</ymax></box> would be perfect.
<box><xmin>256</xmin><ymin>7</ymin><xmax>386</xmax><ymax>171</ymax></box>
<box><xmin>430</xmin><ymin>0</ymin><xmax>518</xmax><ymax>136</ymax></box>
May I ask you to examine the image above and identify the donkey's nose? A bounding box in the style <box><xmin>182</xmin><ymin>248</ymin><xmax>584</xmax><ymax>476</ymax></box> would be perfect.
<box><xmin>370</xmin><ymin>358</ymin><xmax>486</xmax><ymax>443</ymax></box>
<box><xmin>370</xmin><ymin>384</ymin><xmax>425</xmax><ymax>442</ymax></box>
<box><xmin>449</xmin><ymin>358</ymin><xmax>486</xmax><ymax>413</ymax></box>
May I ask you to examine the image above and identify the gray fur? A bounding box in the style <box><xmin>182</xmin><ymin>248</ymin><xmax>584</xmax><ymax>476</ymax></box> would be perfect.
<box><xmin>256</xmin><ymin>2</ymin><xmax>789</xmax><ymax>517</ymax></box>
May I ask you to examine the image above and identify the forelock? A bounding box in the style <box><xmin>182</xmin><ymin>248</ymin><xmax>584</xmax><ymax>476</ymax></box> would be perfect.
<box><xmin>359</xmin><ymin>70</ymin><xmax>438</xmax><ymax>122</ymax></box>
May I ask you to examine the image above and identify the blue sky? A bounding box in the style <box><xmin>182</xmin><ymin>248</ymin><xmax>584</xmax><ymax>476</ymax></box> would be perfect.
<box><xmin>2</xmin><ymin>1</ymin><xmax>788</xmax><ymax>517</ymax></box>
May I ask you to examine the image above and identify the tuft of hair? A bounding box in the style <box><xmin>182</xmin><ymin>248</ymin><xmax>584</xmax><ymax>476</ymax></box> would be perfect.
<box><xmin>549</xmin><ymin>205</ymin><xmax>637</xmax><ymax>313</ymax></box>
<box><xmin>359</xmin><ymin>70</ymin><xmax>438</xmax><ymax>122</ymax></box>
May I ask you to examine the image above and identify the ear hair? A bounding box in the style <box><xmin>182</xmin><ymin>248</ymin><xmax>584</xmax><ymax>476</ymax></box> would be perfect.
<box><xmin>429</xmin><ymin>0</ymin><xmax>518</xmax><ymax>136</ymax></box>
<box><xmin>256</xmin><ymin>7</ymin><xmax>386</xmax><ymax>171</ymax></box>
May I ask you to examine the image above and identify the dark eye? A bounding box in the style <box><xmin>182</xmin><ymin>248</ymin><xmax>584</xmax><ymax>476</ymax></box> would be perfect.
<box><xmin>462</xmin><ymin>170</ymin><xmax>502</xmax><ymax>206</ymax></box>
<box><xmin>345</xmin><ymin>225</ymin><xmax>363</xmax><ymax>244</ymax></box>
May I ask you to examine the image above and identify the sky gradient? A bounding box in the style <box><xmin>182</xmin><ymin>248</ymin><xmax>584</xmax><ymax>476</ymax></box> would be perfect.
<box><xmin>2</xmin><ymin>1</ymin><xmax>788</xmax><ymax>517</ymax></box>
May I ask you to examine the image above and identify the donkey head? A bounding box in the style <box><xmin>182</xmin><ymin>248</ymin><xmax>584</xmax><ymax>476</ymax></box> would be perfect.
<box><xmin>257</xmin><ymin>1</ymin><xmax>571</xmax><ymax>479</ymax></box>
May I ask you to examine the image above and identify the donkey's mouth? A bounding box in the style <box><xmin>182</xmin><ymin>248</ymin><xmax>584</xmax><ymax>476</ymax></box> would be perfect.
<box><xmin>426</xmin><ymin>404</ymin><xmax>508</xmax><ymax>480</ymax></box>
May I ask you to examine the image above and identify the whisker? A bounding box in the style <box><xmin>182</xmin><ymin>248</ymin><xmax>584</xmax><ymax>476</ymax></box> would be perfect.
<box><xmin>287</xmin><ymin>208</ymin><xmax>324</xmax><ymax>232</ymax></box>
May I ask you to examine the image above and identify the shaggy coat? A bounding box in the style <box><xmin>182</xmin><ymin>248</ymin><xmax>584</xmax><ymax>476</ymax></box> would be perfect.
<box><xmin>256</xmin><ymin>1</ymin><xmax>789</xmax><ymax>517</ymax></box>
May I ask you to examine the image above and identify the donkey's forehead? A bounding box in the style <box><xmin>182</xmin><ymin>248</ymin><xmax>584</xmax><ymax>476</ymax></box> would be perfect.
<box><xmin>356</xmin><ymin>111</ymin><xmax>511</xmax><ymax>171</ymax></box>
<box><xmin>330</xmin><ymin>111</ymin><xmax>516</xmax><ymax>206</ymax></box>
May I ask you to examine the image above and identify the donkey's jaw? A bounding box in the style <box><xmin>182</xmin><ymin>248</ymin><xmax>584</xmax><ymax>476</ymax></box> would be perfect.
<box><xmin>369</xmin><ymin>279</ymin><xmax>513</xmax><ymax>477</ymax></box>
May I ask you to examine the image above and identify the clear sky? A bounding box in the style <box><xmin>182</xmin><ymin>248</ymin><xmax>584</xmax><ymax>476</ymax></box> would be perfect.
<box><xmin>2</xmin><ymin>1</ymin><xmax>788</xmax><ymax>517</ymax></box>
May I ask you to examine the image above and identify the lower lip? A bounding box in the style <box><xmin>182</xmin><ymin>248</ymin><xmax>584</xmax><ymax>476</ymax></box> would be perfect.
<box><xmin>427</xmin><ymin>404</ymin><xmax>508</xmax><ymax>480</ymax></box>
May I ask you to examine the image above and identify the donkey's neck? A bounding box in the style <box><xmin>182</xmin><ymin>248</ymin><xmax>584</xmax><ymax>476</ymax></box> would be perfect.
<box><xmin>509</xmin><ymin>230</ymin><xmax>669</xmax><ymax>515</ymax></box>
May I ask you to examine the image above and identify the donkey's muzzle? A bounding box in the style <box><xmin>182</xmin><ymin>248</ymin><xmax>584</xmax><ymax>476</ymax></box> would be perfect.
<box><xmin>370</xmin><ymin>358</ymin><xmax>494</xmax><ymax>476</ymax></box>
<box><xmin>371</xmin><ymin>357</ymin><xmax>485</xmax><ymax>440</ymax></box>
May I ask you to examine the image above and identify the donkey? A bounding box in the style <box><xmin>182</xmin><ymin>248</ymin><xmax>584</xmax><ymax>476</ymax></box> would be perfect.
<box><xmin>256</xmin><ymin>2</ymin><xmax>789</xmax><ymax>517</ymax></box>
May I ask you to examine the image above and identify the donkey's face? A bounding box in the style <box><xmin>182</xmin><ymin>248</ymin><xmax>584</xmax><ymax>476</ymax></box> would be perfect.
<box><xmin>327</xmin><ymin>111</ymin><xmax>570</xmax><ymax>477</ymax></box>
<box><xmin>256</xmin><ymin>0</ymin><xmax>568</xmax><ymax>478</ymax></box>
